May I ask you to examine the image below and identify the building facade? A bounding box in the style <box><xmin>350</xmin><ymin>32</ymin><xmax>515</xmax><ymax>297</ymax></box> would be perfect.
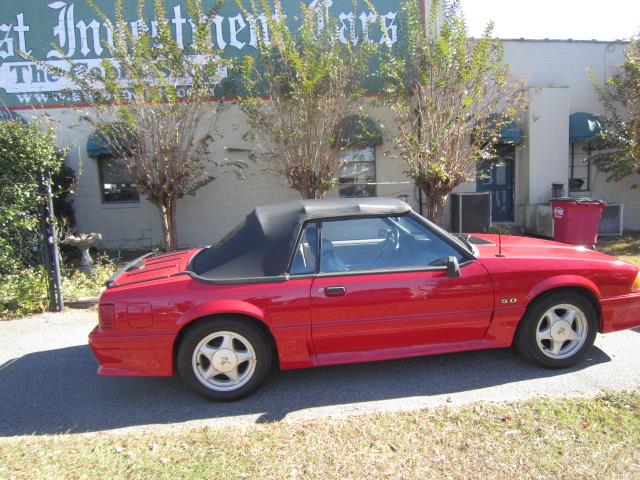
<box><xmin>0</xmin><ymin>2</ymin><xmax>635</xmax><ymax>248</ymax></box>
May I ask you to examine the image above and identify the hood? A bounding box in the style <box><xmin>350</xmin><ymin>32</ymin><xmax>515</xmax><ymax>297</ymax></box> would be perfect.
<box><xmin>469</xmin><ymin>234</ymin><xmax>619</xmax><ymax>262</ymax></box>
<box><xmin>106</xmin><ymin>248</ymin><xmax>201</xmax><ymax>288</ymax></box>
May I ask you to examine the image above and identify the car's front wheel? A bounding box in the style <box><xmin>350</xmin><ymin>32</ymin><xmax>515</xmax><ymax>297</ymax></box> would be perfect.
<box><xmin>177</xmin><ymin>318</ymin><xmax>272</xmax><ymax>401</ymax></box>
<box><xmin>514</xmin><ymin>292</ymin><xmax>597</xmax><ymax>368</ymax></box>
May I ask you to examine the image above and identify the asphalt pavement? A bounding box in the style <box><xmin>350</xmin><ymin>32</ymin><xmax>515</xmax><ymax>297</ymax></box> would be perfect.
<box><xmin>1</xmin><ymin>309</ymin><xmax>639</xmax><ymax>437</ymax></box>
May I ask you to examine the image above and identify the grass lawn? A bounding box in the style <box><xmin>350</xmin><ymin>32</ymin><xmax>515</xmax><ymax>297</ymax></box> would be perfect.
<box><xmin>598</xmin><ymin>232</ymin><xmax>640</xmax><ymax>266</ymax></box>
<box><xmin>1</xmin><ymin>391</ymin><xmax>639</xmax><ymax>480</ymax></box>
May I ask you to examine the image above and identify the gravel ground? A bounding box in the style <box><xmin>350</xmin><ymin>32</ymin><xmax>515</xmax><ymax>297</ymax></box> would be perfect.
<box><xmin>0</xmin><ymin>309</ymin><xmax>639</xmax><ymax>437</ymax></box>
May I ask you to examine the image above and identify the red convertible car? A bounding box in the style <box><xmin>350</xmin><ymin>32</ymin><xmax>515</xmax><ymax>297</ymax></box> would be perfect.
<box><xmin>89</xmin><ymin>198</ymin><xmax>640</xmax><ymax>401</ymax></box>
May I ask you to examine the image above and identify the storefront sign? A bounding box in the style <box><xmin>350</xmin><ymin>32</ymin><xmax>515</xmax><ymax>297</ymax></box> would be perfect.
<box><xmin>0</xmin><ymin>0</ymin><xmax>413</xmax><ymax>108</ymax></box>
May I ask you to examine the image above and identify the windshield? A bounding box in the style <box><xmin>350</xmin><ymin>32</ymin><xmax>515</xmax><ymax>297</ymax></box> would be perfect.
<box><xmin>408</xmin><ymin>212</ymin><xmax>477</xmax><ymax>258</ymax></box>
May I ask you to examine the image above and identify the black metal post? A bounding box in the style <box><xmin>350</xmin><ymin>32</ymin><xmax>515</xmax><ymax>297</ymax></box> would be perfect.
<box><xmin>587</xmin><ymin>142</ymin><xmax>592</xmax><ymax>191</ymax></box>
<box><xmin>41</xmin><ymin>173</ymin><xmax>64</xmax><ymax>312</ymax></box>
<box><xmin>570</xmin><ymin>142</ymin><xmax>575</xmax><ymax>192</ymax></box>
<box><xmin>39</xmin><ymin>204</ymin><xmax>57</xmax><ymax>309</ymax></box>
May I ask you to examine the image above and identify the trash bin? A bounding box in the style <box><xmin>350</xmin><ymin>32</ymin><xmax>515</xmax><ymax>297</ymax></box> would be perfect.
<box><xmin>551</xmin><ymin>198</ymin><xmax>606</xmax><ymax>247</ymax></box>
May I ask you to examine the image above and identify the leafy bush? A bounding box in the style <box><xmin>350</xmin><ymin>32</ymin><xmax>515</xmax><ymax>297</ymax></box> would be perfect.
<box><xmin>0</xmin><ymin>268</ymin><xmax>49</xmax><ymax>319</ymax></box>
<box><xmin>0</xmin><ymin>260</ymin><xmax>118</xmax><ymax>320</ymax></box>
<box><xmin>0</xmin><ymin>119</ymin><xmax>66</xmax><ymax>274</ymax></box>
<box><xmin>61</xmin><ymin>261</ymin><xmax>118</xmax><ymax>300</ymax></box>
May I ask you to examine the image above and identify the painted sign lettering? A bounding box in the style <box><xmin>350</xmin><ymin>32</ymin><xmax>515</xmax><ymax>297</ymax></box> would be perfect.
<box><xmin>0</xmin><ymin>0</ymin><xmax>410</xmax><ymax>108</ymax></box>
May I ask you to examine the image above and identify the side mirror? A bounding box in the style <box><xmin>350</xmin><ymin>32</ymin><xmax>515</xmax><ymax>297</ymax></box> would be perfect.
<box><xmin>447</xmin><ymin>256</ymin><xmax>461</xmax><ymax>278</ymax></box>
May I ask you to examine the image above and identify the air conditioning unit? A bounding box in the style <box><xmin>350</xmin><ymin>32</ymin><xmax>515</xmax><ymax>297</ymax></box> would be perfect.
<box><xmin>450</xmin><ymin>192</ymin><xmax>491</xmax><ymax>233</ymax></box>
<box><xmin>599</xmin><ymin>204</ymin><xmax>623</xmax><ymax>236</ymax></box>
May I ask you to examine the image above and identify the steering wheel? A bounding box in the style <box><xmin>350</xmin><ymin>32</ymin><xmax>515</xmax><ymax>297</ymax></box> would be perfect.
<box><xmin>374</xmin><ymin>228</ymin><xmax>400</xmax><ymax>267</ymax></box>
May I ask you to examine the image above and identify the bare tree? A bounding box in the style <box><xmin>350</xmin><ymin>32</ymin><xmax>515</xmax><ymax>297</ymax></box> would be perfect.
<box><xmin>235</xmin><ymin>0</ymin><xmax>374</xmax><ymax>199</ymax></box>
<box><xmin>31</xmin><ymin>0</ymin><xmax>240</xmax><ymax>251</ymax></box>
<box><xmin>384</xmin><ymin>0</ymin><xmax>526</xmax><ymax>221</ymax></box>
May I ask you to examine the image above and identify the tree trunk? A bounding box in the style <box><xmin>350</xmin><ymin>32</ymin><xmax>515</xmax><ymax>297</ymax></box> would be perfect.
<box><xmin>159</xmin><ymin>197</ymin><xmax>178</xmax><ymax>252</ymax></box>
<box><xmin>425</xmin><ymin>199</ymin><xmax>439</xmax><ymax>223</ymax></box>
<box><xmin>421</xmin><ymin>188</ymin><xmax>446</xmax><ymax>224</ymax></box>
<box><xmin>297</xmin><ymin>184</ymin><xmax>326</xmax><ymax>200</ymax></box>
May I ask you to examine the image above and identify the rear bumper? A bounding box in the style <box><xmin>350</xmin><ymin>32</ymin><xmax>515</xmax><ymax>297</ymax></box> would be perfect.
<box><xmin>88</xmin><ymin>326</ymin><xmax>174</xmax><ymax>377</ymax></box>
<box><xmin>601</xmin><ymin>292</ymin><xmax>640</xmax><ymax>333</ymax></box>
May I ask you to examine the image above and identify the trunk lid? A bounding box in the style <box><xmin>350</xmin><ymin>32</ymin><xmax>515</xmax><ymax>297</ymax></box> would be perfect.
<box><xmin>106</xmin><ymin>248</ymin><xmax>201</xmax><ymax>288</ymax></box>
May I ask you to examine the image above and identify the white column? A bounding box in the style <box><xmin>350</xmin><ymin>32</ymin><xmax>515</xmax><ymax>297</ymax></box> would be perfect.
<box><xmin>526</xmin><ymin>85</ymin><xmax>570</xmax><ymax>205</ymax></box>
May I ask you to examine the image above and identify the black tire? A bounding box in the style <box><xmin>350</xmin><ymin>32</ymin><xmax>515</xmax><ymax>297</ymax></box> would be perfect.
<box><xmin>177</xmin><ymin>317</ymin><xmax>272</xmax><ymax>401</ymax></box>
<box><xmin>514</xmin><ymin>292</ymin><xmax>598</xmax><ymax>368</ymax></box>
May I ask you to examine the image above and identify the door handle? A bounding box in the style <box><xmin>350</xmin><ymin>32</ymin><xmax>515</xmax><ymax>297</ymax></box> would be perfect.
<box><xmin>325</xmin><ymin>286</ymin><xmax>346</xmax><ymax>297</ymax></box>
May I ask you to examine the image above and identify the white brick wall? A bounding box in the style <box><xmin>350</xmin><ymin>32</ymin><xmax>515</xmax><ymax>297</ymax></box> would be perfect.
<box><xmin>22</xmin><ymin>39</ymin><xmax>639</xmax><ymax>248</ymax></box>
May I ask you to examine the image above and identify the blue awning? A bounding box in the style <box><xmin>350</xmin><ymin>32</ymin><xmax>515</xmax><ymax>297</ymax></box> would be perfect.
<box><xmin>569</xmin><ymin>112</ymin><xmax>602</xmax><ymax>143</ymax></box>
<box><xmin>0</xmin><ymin>109</ymin><xmax>26</xmax><ymax>123</ymax></box>
<box><xmin>86</xmin><ymin>132</ymin><xmax>111</xmax><ymax>157</ymax></box>
<box><xmin>87</xmin><ymin>129</ymin><xmax>135</xmax><ymax>158</ymax></box>
<box><xmin>484</xmin><ymin>114</ymin><xmax>523</xmax><ymax>144</ymax></box>
<box><xmin>498</xmin><ymin>120</ymin><xmax>523</xmax><ymax>143</ymax></box>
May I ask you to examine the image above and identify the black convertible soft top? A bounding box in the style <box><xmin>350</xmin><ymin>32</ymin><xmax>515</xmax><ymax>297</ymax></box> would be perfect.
<box><xmin>190</xmin><ymin>198</ymin><xmax>412</xmax><ymax>280</ymax></box>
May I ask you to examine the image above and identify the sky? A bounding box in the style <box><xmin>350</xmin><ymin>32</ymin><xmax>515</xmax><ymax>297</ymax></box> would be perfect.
<box><xmin>459</xmin><ymin>0</ymin><xmax>640</xmax><ymax>41</ymax></box>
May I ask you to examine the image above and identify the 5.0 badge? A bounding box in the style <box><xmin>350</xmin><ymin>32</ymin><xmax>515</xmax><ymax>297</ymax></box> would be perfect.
<box><xmin>500</xmin><ymin>298</ymin><xmax>518</xmax><ymax>304</ymax></box>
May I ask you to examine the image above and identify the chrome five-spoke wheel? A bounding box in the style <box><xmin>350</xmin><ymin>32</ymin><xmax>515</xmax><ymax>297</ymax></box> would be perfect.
<box><xmin>192</xmin><ymin>331</ymin><xmax>257</xmax><ymax>392</ymax></box>
<box><xmin>177</xmin><ymin>318</ymin><xmax>272</xmax><ymax>401</ymax></box>
<box><xmin>535</xmin><ymin>304</ymin><xmax>588</xmax><ymax>359</ymax></box>
<box><xmin>514</xmin><ymin>292</ymin><xmax>597</xmax><ymax>368</ymax></box>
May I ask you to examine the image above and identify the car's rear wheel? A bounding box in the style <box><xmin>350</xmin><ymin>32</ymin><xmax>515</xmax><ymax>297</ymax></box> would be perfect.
<box><xmin>177</xmin><ymin>318</ymin><xmax>272</xmax><ymax>401</ymax></box>
<box><xmin>514</xmin><ymin>292</ymin><xmax>597</xmax><ymax>368</ymax></box>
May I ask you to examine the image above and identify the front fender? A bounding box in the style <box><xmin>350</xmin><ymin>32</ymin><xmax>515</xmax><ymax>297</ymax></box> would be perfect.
<box><xmin>176</xmin><ymin>299</ymin><xmax>266</xmax><ymax>328</ymax></box>
<box><xmin>524</xmin><ymin>275</ymin><xmax>602</xmax><ymax>305</ymax></box>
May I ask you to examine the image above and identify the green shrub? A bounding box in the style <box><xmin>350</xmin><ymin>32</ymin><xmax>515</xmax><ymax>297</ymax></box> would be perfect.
<box><xmin>61</xmin><ymin>261</ymin><xmax>118</xmax><ymax>300</ymax></box>
<box><xmin>0</xmin><ymin>119</ymin><xmax>66</xmax><ymax>274</ymax></box>
<box><xmin>0</xmin><ymin>259</ymin><xmax>118</xmax><ymax>320</ymax></box>
<box><xmin>0</xmin><ymin>268</ymin><xmax>49</xmax><ymax>319</ymax></box>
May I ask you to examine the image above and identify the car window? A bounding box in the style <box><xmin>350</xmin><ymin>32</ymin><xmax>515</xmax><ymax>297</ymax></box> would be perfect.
<box><xmin>319</xmin><ymin>216</ymin><xmax>464</xmax><ymax>274</ymax></box>
<box><xmin>290</xmin><ymin>223</ymin><xmax>319</xmax><ymax>275</ymax></box>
